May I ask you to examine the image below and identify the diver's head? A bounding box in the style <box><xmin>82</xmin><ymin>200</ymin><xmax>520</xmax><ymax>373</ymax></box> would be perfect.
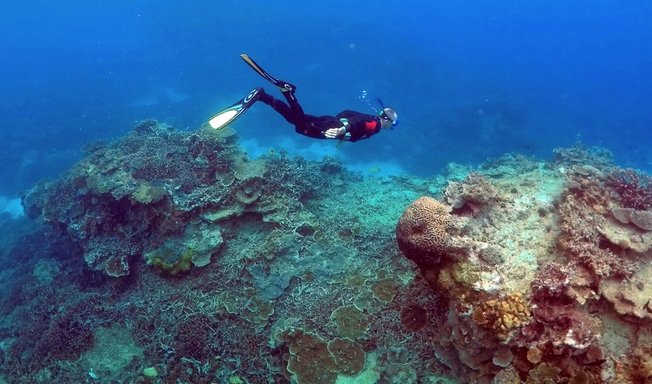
<box><xmin>379</xmin><ymin>107</ymin><xmax>399</xmax><ymax>129</ymax></box>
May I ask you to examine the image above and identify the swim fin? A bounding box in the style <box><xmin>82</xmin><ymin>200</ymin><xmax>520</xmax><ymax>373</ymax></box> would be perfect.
<box><xmin>207</xmin><ymin>87</ymin><xmax>263</xmax><ymax>130</ymax></box>
<box><xmin>240</xmin><ymin>54</ymin><xmax>296</xmax><ymax>94</ymax></box>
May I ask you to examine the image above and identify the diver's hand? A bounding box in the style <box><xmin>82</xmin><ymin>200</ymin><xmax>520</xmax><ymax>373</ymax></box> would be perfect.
<box><xmin>324</xmin><ymin>127</ymin><xmax>346</xmax><ymax>139</ymax></box>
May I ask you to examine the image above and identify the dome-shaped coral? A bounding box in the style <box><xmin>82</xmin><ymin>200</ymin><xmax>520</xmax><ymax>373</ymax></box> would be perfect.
<box><xmin>396</xmin><ymin>196</ymin><xmax>452</xmax><ymax>268</ymax></box>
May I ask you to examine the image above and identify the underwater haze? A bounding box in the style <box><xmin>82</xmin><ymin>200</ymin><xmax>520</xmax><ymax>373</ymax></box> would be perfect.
<box><xmin>5</xmin><ymin>2</ymin><xmax>652</xmax><ymax>383</ymax></box>
<box><xmin>1</xmin><ymin>0</ymin><xmax>651</xmax><ymax>194</ymax></box>
<box><xmin>0</xmin><ymin>0</ymin><xmax>652</xmax><ymax>194</ymax></box>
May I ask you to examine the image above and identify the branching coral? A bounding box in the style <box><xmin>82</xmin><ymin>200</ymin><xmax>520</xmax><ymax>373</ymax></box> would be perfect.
<box><xmin>605</xmin><ymin>168</ymin><xmax>652</xmax><ymax>210</ymax></box>
<box><xmin>552</xmin><ymin>142</ymin><xmax>614</xmax><ymax>169</ymax></box>
<box><xmin>557</xmin><ymin>192</ymin><xmax>637</xmax><ymax>280</ymax></box>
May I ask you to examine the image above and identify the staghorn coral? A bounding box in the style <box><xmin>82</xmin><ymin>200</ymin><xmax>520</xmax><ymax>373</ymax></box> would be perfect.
<box><xmin>605</xmin><ymin>168</ymin><xmax>652</xmax><ymax>210</ymax></box>
<box><xmin>395</xmin><ymin>196</ymin><xmax>452</xmax><ymax>268</ymax></box>
<box><xmin>552</xmin><ymin>142</ymin><xmax>614</xmax><ymax>170</ymax></box>
<box><xmin>174</xmin><ymin>314</ymin><xmax>215</xmax><ymax>360</ymax></box>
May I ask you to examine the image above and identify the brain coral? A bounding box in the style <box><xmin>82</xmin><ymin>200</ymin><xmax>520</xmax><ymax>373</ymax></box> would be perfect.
<box><xmin>396</xmin><ymin>196</ymin><xmax>451</xmax><ymax>268</ymax></box>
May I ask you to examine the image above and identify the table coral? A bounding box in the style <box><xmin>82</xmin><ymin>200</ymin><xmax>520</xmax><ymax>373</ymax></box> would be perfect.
<box><xmin>600</xmin><ymin>264</ymin><xmax>652</xmax><ymax>320</ymax></box>
<box><xmin>275</xmin><ymin>329</ymin><xmax>368</xmax><ymax>384</ymax></box>
<box><xmin>276</xmin><ymin>329</ymin><xmax>338</xmax><ymax>384</ymax></box>
<box><xmin>330</xmin><ymin>305</ymin><xmax>370</xmax><ymax>340</ymax></box>
<box><xmin>630</xmin><ymin>209</ymin><xmax>652</xmax><ymax>231</ymax></box>
<box><xmin>371</xmin><ymin>278</ymin><xmax>399</xmax><ymax>303</ymax></box>
<box><xmin>327</xmin><ymin>338</ymin><xmax>365</xmax><ymax>376</ymax></box>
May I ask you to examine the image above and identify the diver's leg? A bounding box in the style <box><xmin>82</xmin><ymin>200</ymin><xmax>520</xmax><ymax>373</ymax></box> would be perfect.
<box><xmin>281</xmin><ymin>90</ymin><xmax>306</xmax><ymax>121</ymax></box>
<box><xmin>259</xmin><ymin>89</ymin><xmax>305</xmax><ymax>125</ymax></box>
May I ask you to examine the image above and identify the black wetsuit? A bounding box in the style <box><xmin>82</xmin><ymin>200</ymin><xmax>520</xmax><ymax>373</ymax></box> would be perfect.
<box><xmin>258</xmin><ymin>89</ymin><xmax>382</xmax><ymax>142</ymax></box>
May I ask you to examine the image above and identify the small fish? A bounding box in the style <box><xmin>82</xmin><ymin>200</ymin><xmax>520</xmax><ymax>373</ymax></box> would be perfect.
<box><xmin>268</xmin><ymin>149</ymin><xmax>275</xmax><ymax>155</ymax></box>
<box><xmin>368</xmin><ymin>167</ymin><xmax>381</xmax><ymax>174</ymax></box>
<box><xmin>583</xmin><ymin>358</ymin><xmax>606</xmax><ymax>367</ymax></box>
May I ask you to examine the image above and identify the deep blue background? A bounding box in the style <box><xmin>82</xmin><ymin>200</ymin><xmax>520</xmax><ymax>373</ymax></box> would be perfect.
<box><xmin>1</xmin><ymin>0</ymin><xmax>651</xmax><ymax>195</ymax></box>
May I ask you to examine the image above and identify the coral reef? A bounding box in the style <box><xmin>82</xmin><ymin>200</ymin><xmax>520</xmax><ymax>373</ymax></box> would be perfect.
<box><xmin>6</xmin><ymin>118</ymin><xmax>652</xmax><ymax>384</ymax></box>
<box><xmin>394</xmin><ymin>147</ymin><xmax>652</xmax><ymax>383</ymax></box>
<box><xmin>20</xmin><ymin>120</ymin><xmax>333</xmax><ymax>277</ymax></box>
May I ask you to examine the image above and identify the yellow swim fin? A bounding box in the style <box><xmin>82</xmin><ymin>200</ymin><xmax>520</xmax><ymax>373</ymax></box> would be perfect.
<box><xmin>207</xmin><ymin>87</ymin><xmax>263</xmax><ymax>130</ymax></box>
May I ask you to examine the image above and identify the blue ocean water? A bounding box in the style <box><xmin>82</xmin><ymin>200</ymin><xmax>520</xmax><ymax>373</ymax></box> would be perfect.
<box><xmin>1</xmin><ymin>0</ymin><xmax>651</xmax><ymax>196</ymax></box>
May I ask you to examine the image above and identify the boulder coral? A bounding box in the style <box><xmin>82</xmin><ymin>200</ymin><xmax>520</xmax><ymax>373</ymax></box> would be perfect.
<box><xmin>395</xmin><ymin>196</ymin><xmax>452</xmax><ymax>268</ymax></box>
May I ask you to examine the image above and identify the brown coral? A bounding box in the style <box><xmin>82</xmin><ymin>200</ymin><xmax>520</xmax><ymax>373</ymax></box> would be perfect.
<box><xmin>526</xmin><ymin>347</ymin><xmax>543</xmax><ymax>364</ymax></box>
<box><xmin>371</xmin><ymin>278</ymin><xmax>398</xmax><ymax>303</ymax></box>
<box><xmin>327</xmin><ymin>338</ymin><xmax>365</xmax><ymax>376</ymax></box>
<box><xmin>472</xmin><ymin>293</ymin><xmax>531</xmax><ymax>340</ymax></box>
<box><xmin>396</xmin><ymin>196</ymin><xmax>451</xmax><ymax>268</ymax></box>
<box><xmin>276</xmin><ymin>329</ymin><xmax>338</xmax><ymax>384</ymax></box>
<box><xmin>330</xmin><ymin>305</ymin><xmax>370</xmax><ymax>340</ymax></box>
<box><xmin>600</xmin><ymin>264</ymin><xmax>652</xmax><ymax>320</ymax></box>
<box><xmin>400</xmin><ymin>303</ymin><xmax>429</xmax><ymax>333</ymax></box>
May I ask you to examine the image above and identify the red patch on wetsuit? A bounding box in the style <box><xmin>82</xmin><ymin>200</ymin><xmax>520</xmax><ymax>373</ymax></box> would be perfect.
<box><xmin>365</xmin><ymin>121</ymin><xmax>377</xmax><ymax>133</ymax></box>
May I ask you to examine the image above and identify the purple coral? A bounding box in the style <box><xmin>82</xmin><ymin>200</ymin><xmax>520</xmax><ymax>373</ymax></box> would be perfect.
<box><xmin>605</xmin><ymin>168</ymin><xmax>652</xmax><ymax>210</ymax></box>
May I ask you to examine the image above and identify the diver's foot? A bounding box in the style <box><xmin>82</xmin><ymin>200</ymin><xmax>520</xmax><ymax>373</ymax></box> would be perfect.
<box><xmin>244</xmin><ymin>87</ymin><xmax>264</xmax><ymax>105</ymax></box>
<box><xmin>275</xmin><ymin>80</ymin><xmax>296</xmax><ymax>93</ymax></box>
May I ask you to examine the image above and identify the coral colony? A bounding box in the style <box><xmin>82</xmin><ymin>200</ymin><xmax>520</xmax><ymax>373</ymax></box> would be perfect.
<box><xmin>1</xmin><ymin>120</ymin><xmax>652</xmax><ymax>383</ymax></box>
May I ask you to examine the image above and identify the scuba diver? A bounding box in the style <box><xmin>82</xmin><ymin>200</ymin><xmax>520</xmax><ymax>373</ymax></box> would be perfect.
<box><xmin>208</xmin><ymin>54</ymin><xmax>399</xmax><ymax>143</ymax></box>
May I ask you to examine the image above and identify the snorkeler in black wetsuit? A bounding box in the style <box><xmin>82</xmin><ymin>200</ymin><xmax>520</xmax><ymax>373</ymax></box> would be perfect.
<box><xmin>207</xmin><ymin>54</ymin><xmax>399</xmax><ymax>143</ymax></box>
